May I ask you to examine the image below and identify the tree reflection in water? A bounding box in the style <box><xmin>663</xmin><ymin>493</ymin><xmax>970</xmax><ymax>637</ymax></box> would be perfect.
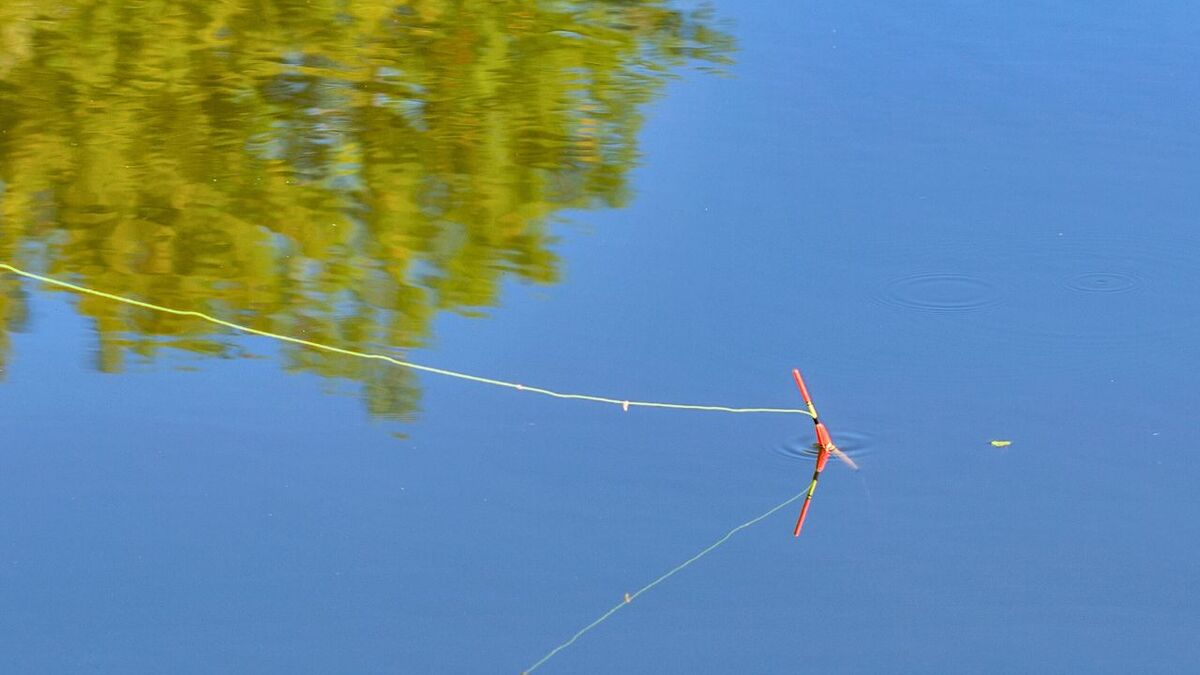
<box><xmin>0</xmin><ymin>1</ymin><xmax>733</xmax><ymax>418</ymax></box>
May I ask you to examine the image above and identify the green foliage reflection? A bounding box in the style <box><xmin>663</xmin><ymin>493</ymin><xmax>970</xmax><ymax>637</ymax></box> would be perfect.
<box><xmin>0</xmin><ymin>1</ymin><xmax>733</xmax><ymax>416</ymax></box>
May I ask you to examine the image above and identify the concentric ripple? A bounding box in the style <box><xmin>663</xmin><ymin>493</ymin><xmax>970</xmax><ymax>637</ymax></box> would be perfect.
<box><xmin>1062</xmin><ymin>271</ymin><xmax>1141</xmax><ymax>294</ymax></box>
<box><xmin>774</xmin><ymin>429</ymin><xmax>878</xmax><ymax>465</ymax></box>
<box><xmin>852</xmin><ymin>229</ymin><xmax>1200</xmax><ymax>385</ymax></box>
<box><xmin>878</xmin><ymin>272</ymin><xmax>1002</xmax><ymax>313</ymax></box>
<box><xmin>975</xmin><ymin>230</ymin><xmax>1200</xmax><ymax>349</ymax></box>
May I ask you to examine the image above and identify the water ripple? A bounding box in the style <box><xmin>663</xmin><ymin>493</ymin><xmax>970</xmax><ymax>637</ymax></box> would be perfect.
<box><xmin>877</xmin><ymin>272</ymin><xmax>1002</xmax><ymax>313</ymax></box>
<box><xmin>1063</xmin><ymin>271</ymin><xmax>1142</xmax><ymax>294</ymax></box>
<box><xmin>773</xmin><ymin>428</ymin><xmax>878</xmax><ymax>465</ymax></box>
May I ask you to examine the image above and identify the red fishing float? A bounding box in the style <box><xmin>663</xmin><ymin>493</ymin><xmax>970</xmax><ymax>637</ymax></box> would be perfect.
<box><xmin>790</xmin><ymin>368</ymin><xmax>846</xmax><ymax>536</ymax></box>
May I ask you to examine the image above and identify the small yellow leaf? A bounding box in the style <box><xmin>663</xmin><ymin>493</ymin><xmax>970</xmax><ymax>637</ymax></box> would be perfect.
<box><xmin>990</xmin><ymin>440</ymin><xmax>1012</xmax><ymax>447</ymax></box>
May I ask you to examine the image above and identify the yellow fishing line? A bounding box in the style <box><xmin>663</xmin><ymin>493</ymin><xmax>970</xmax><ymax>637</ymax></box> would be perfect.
<box><xmin>1</xmin><ymin>262</ymin><xmax>815</xmax><ymax>669</ymax></box>
<box><xmin>522</xmin><ymin>490</ymin><xmax>806</xmax><ymax>673</ymax></box>
<box><xmin>0</xmin><ymin>263</ymin><xmax>810</xmax><ymax>417</ymax></box>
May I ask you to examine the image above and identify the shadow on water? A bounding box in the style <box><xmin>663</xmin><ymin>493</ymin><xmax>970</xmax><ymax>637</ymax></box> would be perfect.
<box><xmin>0</xmin><ymin>1</ymin><xmax>734</xmax><ymax>420</ymax></box>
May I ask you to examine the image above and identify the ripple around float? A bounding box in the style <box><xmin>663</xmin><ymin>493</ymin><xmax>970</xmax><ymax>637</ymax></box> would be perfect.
<box><xmin>876</xmin><ymin>272</ymin><xmax>1003</xmax><ymax>313</ymax></box>
<box><xmin>774</xmin><ymin>429</ymin><xmax>877</xmax><ymax>463</ymax></box>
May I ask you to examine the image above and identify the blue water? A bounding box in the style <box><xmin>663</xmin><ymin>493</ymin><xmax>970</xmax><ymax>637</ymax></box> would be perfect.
<box><xmin>4</xmin><ymin>2</ymin><xmax>1200</xmax><ymax>672</ymax></box>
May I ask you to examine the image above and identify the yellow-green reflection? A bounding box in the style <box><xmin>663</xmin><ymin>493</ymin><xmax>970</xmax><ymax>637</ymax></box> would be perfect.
<box><xmin>0</xmin><ymin>1</ymin><xmax>733</xmax><ymax>418</ymax></box>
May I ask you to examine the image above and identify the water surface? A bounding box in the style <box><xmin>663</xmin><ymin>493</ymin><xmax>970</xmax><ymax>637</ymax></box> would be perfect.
<box><xmin>3</xmin><ymin>2</ymin><xmax>1198</xmax><ymax>673</ymax></box>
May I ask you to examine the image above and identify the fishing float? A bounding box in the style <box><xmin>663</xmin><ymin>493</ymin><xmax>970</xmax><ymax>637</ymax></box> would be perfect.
<box><xmin>790</xmin><ymin>368</ymin><xmax>855</xmax><ymax>536</ymax></box>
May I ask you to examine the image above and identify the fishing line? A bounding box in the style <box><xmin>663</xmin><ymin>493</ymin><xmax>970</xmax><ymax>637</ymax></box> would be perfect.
<box><xmin>522</xmin><ymin>489</ymin><xmax>805</xmax><ymax>673</ymax></box>
<box><xmin>1</xmin><ymin>263</ymin><xmax>823</xmax><ymax>670</ymax></box>
<box><xmin>0</xmin><ymin>263</ymin><xmax>810</xmax><ymax>417</ymax></box>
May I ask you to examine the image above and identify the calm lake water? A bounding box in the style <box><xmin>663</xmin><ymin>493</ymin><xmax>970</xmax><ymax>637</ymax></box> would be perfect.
<box><xmin>2</xmin><ymin>2</ymin><xmax>1198</xmax><ymax>673</ymax></box>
